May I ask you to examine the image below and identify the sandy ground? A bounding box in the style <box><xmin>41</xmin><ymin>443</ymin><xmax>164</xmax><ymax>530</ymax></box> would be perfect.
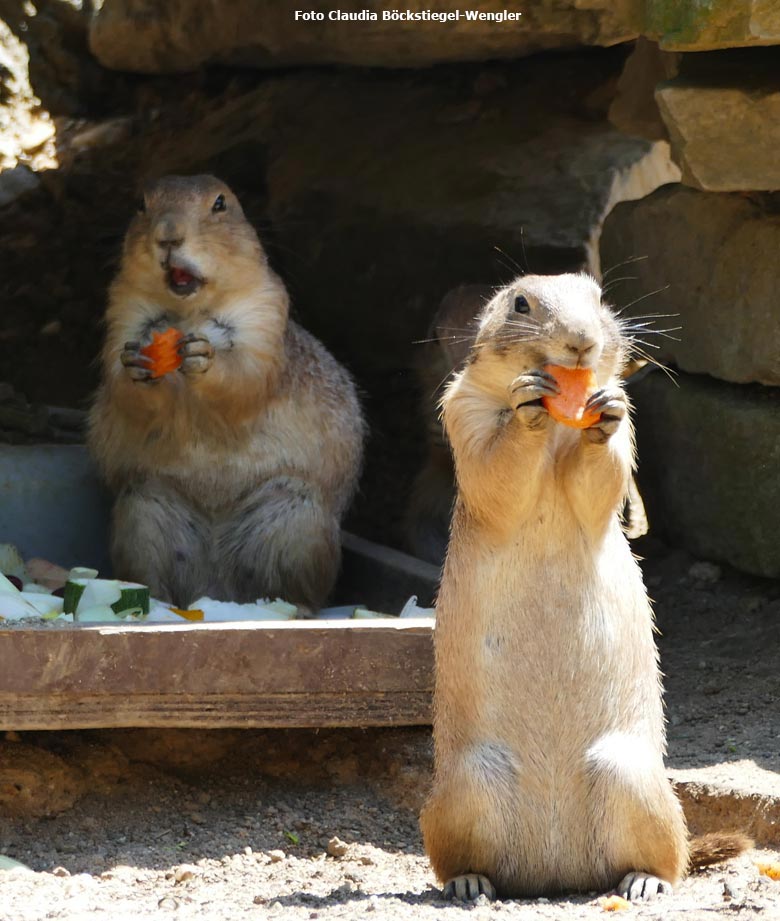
<box><xmin>1</xmin><ymin>542</ymin><xmax>779</xmax><ymax>920</ymax></box>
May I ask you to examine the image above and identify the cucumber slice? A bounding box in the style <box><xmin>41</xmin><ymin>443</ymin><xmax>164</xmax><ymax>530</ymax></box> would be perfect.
<box><xmin>352</xmin><ymin>606</ymin><xmax>394</xmax><ymax>619</ymax></box>
<box><xmin>63</xmin><ymin>578</ymin><xmax>150</xmax><ymax>617</ymax></box>
<box><xmin>68</xmin><ymin>566</ymin><xmax>99</xmax><ymax>581</ymax></box>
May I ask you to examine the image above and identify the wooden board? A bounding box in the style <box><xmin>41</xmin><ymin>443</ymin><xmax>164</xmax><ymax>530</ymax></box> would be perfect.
<box><xmin>0</xmin><ymin>618</ymin><xmax>434</xmax><ymax>731</ymax></box>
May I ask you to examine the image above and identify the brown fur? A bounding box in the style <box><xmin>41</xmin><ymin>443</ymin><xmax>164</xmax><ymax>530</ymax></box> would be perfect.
<box><xmin>88</xmin><ymin>175</ymin><xmax>364</xmax><ymax>609</ymax></box>
<box><xmin>420</xmin><ymin>273</ymin><xmax>748</xmax><ymax>901</ymax></box>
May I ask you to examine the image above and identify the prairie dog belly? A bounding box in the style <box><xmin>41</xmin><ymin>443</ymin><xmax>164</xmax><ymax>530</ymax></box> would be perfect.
<box><xmin>436</xmin><ymin>517</ymin><xmax>664</xmax><ymax>760</ymax></box>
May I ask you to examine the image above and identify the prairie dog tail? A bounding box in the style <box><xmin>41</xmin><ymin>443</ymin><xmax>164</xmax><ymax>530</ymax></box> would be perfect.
<box><xmin>688</xmin><ymin>832</ymin><xmax>753</xmax><ymax>870</ymax></box>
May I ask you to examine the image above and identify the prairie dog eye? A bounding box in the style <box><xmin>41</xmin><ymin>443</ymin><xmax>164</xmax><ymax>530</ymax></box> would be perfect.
<box><xmin>212</xmin><ymin>194</ymin><xmax>227</xmax><ymax>213</ymax></box>
<box><xmin>514</xmin><ymin>295</ymin><xmax>530</xmax><ymax>314</ymax></box>
<box><xmin>136</xmin><ymin>197</ymin><xmax>146</xmax><ymax>214</ymax></box>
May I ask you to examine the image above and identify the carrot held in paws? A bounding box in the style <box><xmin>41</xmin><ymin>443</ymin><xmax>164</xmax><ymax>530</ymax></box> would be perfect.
<box><xmin>140</xmin><ymin>328</ymin><xmax>183</xmax><ymax>379</ymax></box>
<box><xmin>542</xmin><ymin>364</ymin><xmax>601</xmax><ymax>429</ymax></box>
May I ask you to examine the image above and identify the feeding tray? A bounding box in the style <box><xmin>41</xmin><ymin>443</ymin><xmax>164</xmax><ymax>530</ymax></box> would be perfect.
<box><xmin>0</xmin><ymin>446</ymin><xmax>438</xmax><ymax>731</ymax></box>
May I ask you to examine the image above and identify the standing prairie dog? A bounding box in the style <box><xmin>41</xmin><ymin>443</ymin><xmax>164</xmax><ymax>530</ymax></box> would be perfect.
<box><xmin>420</xmin><ymin>273</ymin><xmax>748</xmax><ymax>901</ymax></box>
<box><xmin>88</xmin><ymin>175</ymin><xmax>364</xmax><ymax>610</ymax></box>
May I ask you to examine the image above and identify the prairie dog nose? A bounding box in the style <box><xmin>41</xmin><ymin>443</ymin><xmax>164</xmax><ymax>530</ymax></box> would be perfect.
<box><xmin>564</xmin><ymin>332</ymin><xmax>597</xmax><ymax>362</ymax></box>
<box><xmin>154</xmin><ymin>215</ymin><xmax>185</xmax><ymax>250</ymax></box>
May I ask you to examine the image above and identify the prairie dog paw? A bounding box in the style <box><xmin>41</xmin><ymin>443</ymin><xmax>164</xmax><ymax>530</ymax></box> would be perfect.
<box><xmin>178</xmin><ymin>334</ymin><xmax>215</xmax><ymax>375</ymax></box>
<box><xmin>510</xmin><ymin>370</ymin><xmax>559</xmax><ymax>426</ymax></box>
<box><xmin>442</xmin><ymin>874</ymin><xmax>496</xmax><ymax>901</ymax></box>
<box><xmin>583</xmin><ymin>387</ymin><xmax>627</xmax><ymax>444</ymax></box>
<box><xmin>616</xmin><ymin>871</ymin><xmax>672</xmax><ymax>901</ymax></box>
<box><xmin>120</xmin><ymin>341</ymin><xmax>154</xmax><ymax>383</ymax></box>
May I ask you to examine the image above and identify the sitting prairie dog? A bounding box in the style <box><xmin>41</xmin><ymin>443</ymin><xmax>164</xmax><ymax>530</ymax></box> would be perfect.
<box><xmin>405</xmin><ymin>283</ymin><xmax>648</xmax><ymax>565</ymax></box>
<box><xmin>420</xmin><ymin>273</ymin><xmax>749</xmax><ymax>901</ymax></box>
<box><xmin>88</xmin><ymin>175</ymin><xmax>365</xmax><ymax>610</ymax></box>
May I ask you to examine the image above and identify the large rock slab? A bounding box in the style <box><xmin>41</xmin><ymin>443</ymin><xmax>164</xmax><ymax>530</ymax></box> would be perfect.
<box><xmin>89</xmin><ymin>0</ymin><xmax>639</xmax><ymax>73</ymax></box>
<box><xmin>655</xmin><ymin>50</ymin><xmax>780</xmax><ymax>190</ymax></box>
<box><xmin>600</xmin><ymin>185</ymin><xmax>780</xmax><ymax>386</ymax></box>
<box><xmin>644</xmin><ymin>0</ymin><xmax>780</xmax><ymax>51</ymax></box>
<box><xmin>633</xmin><ymin>371</ymin><xmax>780</xmax><ymax>579</ymax></box>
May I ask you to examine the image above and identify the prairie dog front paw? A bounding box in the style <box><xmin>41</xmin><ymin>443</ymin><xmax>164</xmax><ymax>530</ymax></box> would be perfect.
<box><xmin>120</xmin><ymin>341</ymin><xmax>154</xmax><ymax>383</ymax></box>
<box><xmin>509</xmin><ymin>369</ymin><xmax>559</xmax><ymax>427</ymax></box>
<box><xmin>583</xmin><ymin>387</ymin><xmax>627</xmax><ymax>444</ymax></box>
<box><xmin>179</xmin><ymin>334</ymin><xmax>215</xmax><ymax>375</ymax></box>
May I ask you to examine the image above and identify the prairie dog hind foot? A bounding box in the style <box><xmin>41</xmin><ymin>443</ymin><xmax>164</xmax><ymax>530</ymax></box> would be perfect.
<box><xmin>616</xmin><ymin>871</ymin><xmax>672</xmax><ymax>901</ymax></box>
<box><xmin>442</xmin><ymin>874</ymin><xmax>496</xmax><ymax>902</ymax></box>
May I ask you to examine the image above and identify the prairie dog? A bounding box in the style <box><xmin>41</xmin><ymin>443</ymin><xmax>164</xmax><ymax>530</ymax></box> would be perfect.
<box><xmin>420</xmin><ymin>274</ymin><xmax>748</xmax><ymax>900</ymax></box>
<box><xmin>405</xmin><ymin>283</ymin><xmax>648</xmax><ymax>565</ymax></box>
<box><xmin>88</xmin><ymin>175</ymin><xmax>364</xmax><ymax>610</ymax></box>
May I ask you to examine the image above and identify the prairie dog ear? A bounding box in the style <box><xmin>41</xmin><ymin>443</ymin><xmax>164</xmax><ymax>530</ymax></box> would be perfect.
<box><xmin>432</xmin><ymin>284</ymin><xmax>495</xmax><ymax>368</ymax></box>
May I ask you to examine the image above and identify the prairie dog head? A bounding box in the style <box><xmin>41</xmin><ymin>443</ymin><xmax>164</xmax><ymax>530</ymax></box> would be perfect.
<box><xmin>119</xmin><ymin>175</ymin><xmax>266</xmax><ymax>307</ymax></box>
<box><xmin>471</xmin><ymin>273</ymin><xmax>625</xmax><ymax>383</ymax></box>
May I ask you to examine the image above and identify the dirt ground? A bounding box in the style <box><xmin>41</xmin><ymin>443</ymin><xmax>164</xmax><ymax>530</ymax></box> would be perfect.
<box><xmin>0</xmin><ymin>541</ymin><xmax>779</xmax><ymax>920</ymax></box>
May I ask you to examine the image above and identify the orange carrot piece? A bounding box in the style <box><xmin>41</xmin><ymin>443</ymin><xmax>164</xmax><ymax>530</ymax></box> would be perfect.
<box><xmin>757</xmin><ymin>861</ymin><xmax>780</xmax><ymax>881</ymax></box>
<box><xmin>599</xmin><ymin>895</ymin><xmax>631</xmax><ymax>911</ymax></box>
<box><xmin>140</xmin><ymin>328</ymin><xmax>184</xmax><ymax>379</ymax></box>
<box><xmin>169</xmin><ymin>606</ymin><xmax>205</xmax><ymax>622</ymax></box>
<box><xmin>542</xmin><ymin>364</ymin><xmax>601</xmax><ymax>429</ymax></box>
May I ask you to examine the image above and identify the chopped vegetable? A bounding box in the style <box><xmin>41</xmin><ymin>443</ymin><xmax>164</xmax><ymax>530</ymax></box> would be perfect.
<box><xmin>21</xmin><ymin>583</ymin><xmax>50</xmax><ymax>594</ymax></box>
<box><xmin>542</xmin><ymin>365</ymin><xmax>601</xmax><ymax>429</ymax></box>
<box><xmin>63</xmin><ymin>579</ymin><xmax>150</xmax><ymax>618</ymax></box>
<box><xmin>0</xmin><ymin>544</ymin><xmax>26</xmax><ymax>581</ymax></box>
<box><xmin>140</xmin><ymin>327</ymin><xmax>184</xmax><ymax>379</ymax></box>
<box><xmin>68</xmin><ymin>566</ymin><xmax>99</xmax><ymax>581</ymax></box>
<box><xmin>757</xmin><ymin>862</ymin><xmax>780</xmax><ymax>881</ymax></box>
<box><xmin>599</xmin><ymin>895</ymin><xmax>630</xmax><ymax>911</ymax></box>
<box><xmin>20</xmin><ymin>592</ymin><xmax>64</xmax><ymax>617</ymax></box>
<box><xmin>0</xmin><ymin>593</ymin><xmax>45</xmax><ymax>620</ymax></box>
<box><xmin>169</xmin><ymin>606</ymin><xmax>205</xmax><ymax>622</ymax></box>
<box><xmin>399</xmin><ymin>595</ymin><xmax>435</xmax><ymax>619</ymax></box>
<box><xmin>188</xmin><ymin>597</ymin><xmax>298</xmax><ymax>622</ymax></box>
<box><xmin>1</xmin><ymin>574</ymin><xmax>22</xmax><ymax>592</ymax></box>
<box><xmin>26</xmin><ymin>558</ymin><xmax>70</xmax><ymax>590</ymax></box>
<box><xmin>352</xmin><ymin>607</ymin><xmax>393</xmax><ymax>619</ymax></box>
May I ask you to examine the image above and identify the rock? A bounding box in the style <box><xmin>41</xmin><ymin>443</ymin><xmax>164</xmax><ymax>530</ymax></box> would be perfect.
<box><xmin>608</xmin><ymin>38</ymin><xmax>680</xmax><ymax>141</ymax></box>
<box><xmin>643</xmin><ymin>1</ymin><xmax>780</xmax><ymax>51</ymax></box>
<box><xmin>655</xmin><ymin>50</ymin><xmax>780</xmax><ymax>191</ymax></box>
<box><xmin>267</xmin><ymin>849</ymin><xmax>285</xmax><ymax>863</ymax></box>
<box><xmin>688</xmin><ymin>561</ymin><xmax>722</xmax><ymax>583</ymax></box>
<box><xmin>89</xmin><ymin>0</ymin><xmax>639</xmax><ymax>74</ymax></box>
<box><xmin>52</xmin><ymin>866</ymin><xmax>71</xmax><ymax>877</ymax></box>
<box><xmin>173</xmin><ymin>864</ymin><xmax>199</xmax><ymax>883</ymax></box>
<box><xmin>632</xmin><ymin>371</ymin><xmax>780</xmax><ymax>579</ymax></box>
<box><xmin>326</xmin><ymin>836</ymin><xmax>349</xmax><ymax>858</ymax></box>
<box><xmin>600</xmin><ymin>184</ymin><xmax>780</xmax><ymax>386</ymax></box>
<box><xmin>0</xmin><ymin>166</ymin><xmax>40</xmax><ymax>208</ymax></box>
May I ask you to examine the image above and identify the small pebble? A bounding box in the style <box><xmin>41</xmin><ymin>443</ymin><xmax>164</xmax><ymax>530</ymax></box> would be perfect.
<box><xmin>327</xmin><ymin>836</ymin><xmax>349</xmax><ymax>857</ymax></box>
<box><xmin>174</xmin><ymin>864</ymin><xmax>198</xmax><ymax>883</ymax></box>
<box><xmin>689</xmin><ymin>561</ymin><xmax>721</xmax><ymax>583</ymax></box>
<box><xmin>51</xmin><ymin>866</ymin><xmax>70</xmax><ymax>877</ymax></box>
<box><xmin>268</xmin><ymin>849</ymin><xmax>286</xmax><ymax>863</ymax></box>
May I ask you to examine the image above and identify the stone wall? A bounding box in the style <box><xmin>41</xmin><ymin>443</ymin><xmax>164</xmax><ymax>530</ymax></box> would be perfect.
<box><xmin>600</xmin><ymin>43</ymin><xmax>780</xmax><ymax>578</ymax></box>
